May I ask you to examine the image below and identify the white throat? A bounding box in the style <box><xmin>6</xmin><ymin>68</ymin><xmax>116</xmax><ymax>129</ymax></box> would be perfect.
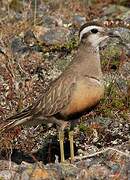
<box><xmin>88</xmin><ymin>34</ymin><xmax>109</xmax><ymax>50</ymax></box>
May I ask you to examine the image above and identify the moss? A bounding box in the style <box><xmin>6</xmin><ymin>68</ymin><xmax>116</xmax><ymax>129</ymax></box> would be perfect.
<box><xmin>101</xmin><ymin>45</ymin><xmax>121</xmax><ymax>70</ymax></box>
<box><xmin>9</xmin><ymin>0</ymin><xmax>23</xmax><ymax>12</ymax></box>
<box><xmin>65</xmin><ymin>37</ymin><xmax>78</xmax><ymax>50</ymax></box>
<box><xmin>97</xmin><ymin>76</ymin><xmax>130</xmax><ymax>119</ymax></box>
<box><xmin>111</xmin><ymin>98</ymin><xmax>124</xmax><ymax>108</ymax></box>
<box><xmin>45</xmin><ymin>37</ymin><xmax>78</xmax><ymax>71</ymax></box>
<box><xmin>51</xmin><ymin>37</ymin><xmax>78</xmax><ymax>52</ymax></box>
<box><xmin>79</xmin><ymin>123</ymin><xmax>87</xmax><ymax>132</ymax></box>
<box><xmin>79</xmin><ymin>123</ymin><xmax>93</xmax><ymax>135</ymax></box>
<box><xmin>55</xmin><ymin>58</ymin><xmax>70</xmax><ymax>71</ymax></box>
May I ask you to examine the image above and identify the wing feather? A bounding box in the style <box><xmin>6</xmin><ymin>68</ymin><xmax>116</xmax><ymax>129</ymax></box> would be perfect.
<box><xmin>0</xmin><ymin>72</ymin><xmax>77</xmax><ymax>132</ymax></box>
<box><xmin>33</xmin><ymin>73</ymin><xmax>77</xmax><ymax>116</ymax></box>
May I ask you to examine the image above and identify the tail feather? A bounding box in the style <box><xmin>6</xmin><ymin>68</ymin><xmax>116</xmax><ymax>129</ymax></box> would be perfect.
<box><xmin>0</xmin><ymin>97</ymin><xmax>43</xmax><ymax>133</ymax></box>
<box><xmin>7</xmin><ymin>105</ymin><xmax>33</xmax><ymax>120</ymax></box>
<box><xmin>0</xmin><ymin>106</ymin><xmax>33</xmax><ymax>133</ymax></box>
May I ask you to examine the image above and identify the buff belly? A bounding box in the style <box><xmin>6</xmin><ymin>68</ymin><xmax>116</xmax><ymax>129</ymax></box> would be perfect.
<box><xmin>62</xmin><ymin>79</ymin><xmax>104</xmax><ymax>116</ymax></box>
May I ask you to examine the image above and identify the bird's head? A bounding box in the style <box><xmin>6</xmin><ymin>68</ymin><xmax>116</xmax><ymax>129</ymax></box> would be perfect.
<box><xmin>79</xmin><ymin>22</ymin><xmax>121</xmax><ymax>48</ymax></box>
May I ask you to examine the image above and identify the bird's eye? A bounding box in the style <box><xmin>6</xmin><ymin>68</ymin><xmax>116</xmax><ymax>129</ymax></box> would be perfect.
<box><xmin>91</xmin><ymin>29</ymin><xmax>98</xmax><ymax>34</ymax></box>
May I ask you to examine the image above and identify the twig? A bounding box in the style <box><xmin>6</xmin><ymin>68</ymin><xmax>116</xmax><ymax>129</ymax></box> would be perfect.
<box><xmin>75</xmin><ymin>147</ymin><xmax>130</xmax><ymax>161</ymax></box>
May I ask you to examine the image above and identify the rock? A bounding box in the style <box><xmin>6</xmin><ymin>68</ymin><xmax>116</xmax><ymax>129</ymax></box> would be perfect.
<box><xmin>0</xmin><ymin>160</ymin><xmax>19</xmax><ymax>179</ymax></box>
<box><xmin>40</xmin><ymin>27</ymin><xmax>70</xmax><ymax>45</ymax></box>
<box><xmin>76</xmin><ymin>169</ymin><xmax>88</xmax><ymax>179</ymax></box>
<box><xmin>32</xmin><ymin>16</ymin><xmax>73</xmax><ymax>46</ymax></box>
<box><xmin>31</xmin><ymin>166</ymin><xmax>49</xmax><ymax>180</ymax></box>
<box><xmin>112</xmin><ymin>27</ymin><xmax>130</xmax><ymax>44</ymax></box>
<box><xmin>87</xmin><ymin>165</ymin><xmax>110</xmax><ymax>179</ymax></box>
<box><xmin>11</xmin><ymin>37</ymin><xmax>28</xmax><ymax>54</ymax></box>
<box><xmin>60</xmin><ymin>163</ymin><xmax>78</xmax><ymax>179</ymax></box>
<box><xmin>32</xmin><ymin>26</ymin><xmax>49</xmax><ymax>43</ymax></box>
<box><xmin>103</xmin><ymin>5</ymin><xmax>129</xmax><ymax>17</ymax></box>
<box><xmin>0</xmin><ymin>170</ymin><xmax>19</xmax><ymax>180</ymax></box>
<box><xmin>117</xmin><ymin>10</ymin><xmax>130</xmax><ymax>21</ymax></box>
<box><xmin>72</xmin><ymin>15</ymin><xmax>86</xmax><ymax>27</ymax></box>
<box><xmin>0</xmin><ymin>160</ymin><xmax>18</xmax><ymax>170</ymax></box>
<box><xmin>42</xmin><ymin>15</ymin><xmax>59</xmax><ymax>28</ymax></box>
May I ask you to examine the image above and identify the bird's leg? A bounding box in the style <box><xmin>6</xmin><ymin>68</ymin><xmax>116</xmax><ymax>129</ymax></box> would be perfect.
<box><xmin>48</xmin><ymin>118</ymin><xmax>69</xmax><ymax>163</ymax></box>
<box><xmin>56</xmin><ymin>120</ymin><xmax>69</xmax><ymax>163</ymax></box>
<box><xmin>69</xmin><ymin>130</ymin><xmax>74</xmax><ymax>162</ymax></box>
<box><xmin>58</xmin><ymin>130</ymin><xmax>65</xmax><ymax>163</ymax></box>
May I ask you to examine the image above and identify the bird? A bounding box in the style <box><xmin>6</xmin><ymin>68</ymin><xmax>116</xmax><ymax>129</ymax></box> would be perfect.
<box><xmin>0</xmin><ymin>22</ymin><xmax>121</xmax><ymax>163</ymax></box>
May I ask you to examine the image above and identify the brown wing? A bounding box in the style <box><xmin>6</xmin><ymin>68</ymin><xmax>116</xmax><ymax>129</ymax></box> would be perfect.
<box><xmin>31</xmin><ymin>73</ymin><xmax>77</xmax><ymax>116</ymax></box>
<box><xmin>0</xmin><ymin>73</ymin><xmax>77</xmax><ymax>132</ymax></box>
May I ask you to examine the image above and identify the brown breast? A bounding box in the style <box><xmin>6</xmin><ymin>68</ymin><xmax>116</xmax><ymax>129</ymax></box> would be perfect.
<box><xmin>62</xmin><ymin>78</ymin><xmax>104</xmax><ymax>116</ymax></box>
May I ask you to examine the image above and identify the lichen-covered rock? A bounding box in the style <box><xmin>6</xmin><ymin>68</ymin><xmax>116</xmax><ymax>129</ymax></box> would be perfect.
<box><xmin>39</xmin><ymin>27</ymin><xmax>70</xmax><ymax>45</ymax></box>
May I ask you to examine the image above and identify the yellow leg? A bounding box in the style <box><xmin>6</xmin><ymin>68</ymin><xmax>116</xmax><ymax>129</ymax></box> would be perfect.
<box><xmin>58</xmin><ymin>131</ymin><xmax>65</xmax><ymax>163</ymax></box>
<box><xmin>69</xmin><ymin>131</ymin><xmax>74</xmax><ymax>162</ymax></box>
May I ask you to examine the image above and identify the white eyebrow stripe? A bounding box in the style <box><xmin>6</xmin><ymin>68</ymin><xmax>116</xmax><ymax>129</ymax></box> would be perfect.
<box><xmin>80</xmin><ymin>25</ymin><xmax>103</xmax><ymax>40</ymax></box>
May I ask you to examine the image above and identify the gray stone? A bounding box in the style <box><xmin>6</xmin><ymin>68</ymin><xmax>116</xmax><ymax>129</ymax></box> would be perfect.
<box><xmin>103</xmin><ymin>5</ymin><xmax>129</xmax><ymax>16</ymax></box>
<box><xmin>73</xmin><ymin>15</ymin><xmax>86</xmax><ymax>27</ymax></box>
<box><xmin>41</xmin><ymin>28</ymin><xmax>70</xmax><ymax>45</ymax></box>
<box><xmin>0</xmin><ymin>170</ymin><xmax>20</xmax><ymax>180</ymax></box>
<box><xmin>112</xmin><ymin>27</ymin><xmax>130</xmax><ymax>44</ymax></box>
<box><xmin>42</xmin><ymin>15</ymin><xmax>57</xmax><ymax>28</ymax></box>
<box><xmin>11</xmin><ymin>37</ymin><xmax>28</xmax><ymax>54</ymax></box>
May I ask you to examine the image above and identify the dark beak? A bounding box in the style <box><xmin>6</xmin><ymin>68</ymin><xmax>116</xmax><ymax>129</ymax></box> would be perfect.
<box><xmin>107</xmin><ymin>29</ymin><xmax>121</xmax><ymax>39</ymax></box>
